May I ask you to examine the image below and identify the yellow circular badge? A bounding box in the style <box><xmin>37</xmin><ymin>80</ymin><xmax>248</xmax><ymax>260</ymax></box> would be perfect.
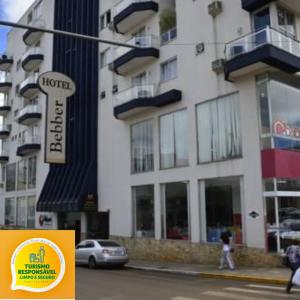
<box><xmin>11</xmin><ymin>238</ymin><xmax>65</xmax><ymax>292</ymax></box>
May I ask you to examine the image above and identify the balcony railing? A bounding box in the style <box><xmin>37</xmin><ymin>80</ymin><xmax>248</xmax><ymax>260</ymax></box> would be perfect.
<box><xmin>18</xmin><ymin>104</ymin><xmax>41</xmax><ymax>118</ymax></box>
<box><xmin>22</xmin><ymin>47</ymin><xmax>42</xmax><ymax>61</ymax></box>
<box><xmin>0</xmin><ymin>73</ymin><xmax>11</xmax><ymax>83</ymax></box>
<box><xmin>114</xmin><ymin>35</ymin><xmax>159</xmax><ymax>60</ymax></box>
<box><xmin>0</xmin><ymin>150</ymin><xmax>8</xmax><ymax>156</ymax></box>
<box><xmin>28</xmin><ymin>16</ymin><xmax>45</xmax><ymax>28</ymax></box>
<box><xmin>0</xmin><ymin>96</ymin><xmax>9</xmax><ymax>107</ymax></box>
<box><xmin>225</xmin><ymin>26</ymin><xmax>300</xmax><ymax>61</ymax></box>
<box><xmin>20</xmin><ymin>73</ymin><xmax>39</xmax><ymax>91</ymax></box>
<box><xmin>161</xmin><ymin>27</ymin><xmax>177</xmax><ymax>44</ymax></box>
<box><xmin>0</xmin><ymin>125</ymin><xmax>10</xmax><ymax>132</ymax></box>
<box><xmin>19</xmin><ymin>135</ymin><xmax>41</xmax><ymax>146</ymax></box>
<box><xmin>113</xmin><ymin>0</ymin><xmax>154</xmax><ymax>16</ymax></box>
<box><xmin>115</xmin><ymin>85</ymin><xmax>155</xmax><ymax>106</ymax></box>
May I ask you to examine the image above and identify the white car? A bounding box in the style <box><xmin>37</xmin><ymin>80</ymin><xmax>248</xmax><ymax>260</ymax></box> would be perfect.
<box><xmin>75</xmin><ymin>239</ymin><xmax>129</xmax><ymax>269</ymax></box>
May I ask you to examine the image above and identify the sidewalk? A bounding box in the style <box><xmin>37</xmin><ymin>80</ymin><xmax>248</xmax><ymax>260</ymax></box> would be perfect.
<box><xmin>127</xmin><ymin>260</ymin><xmax>291</xmax><ymax>285</ymax></box>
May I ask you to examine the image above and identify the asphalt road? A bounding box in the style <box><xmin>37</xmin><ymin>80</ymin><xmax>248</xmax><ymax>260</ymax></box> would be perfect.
<box><xmin>76</xmin><ymin>267</ymin><xmax>300</xmax><ymax>300</ymax></box>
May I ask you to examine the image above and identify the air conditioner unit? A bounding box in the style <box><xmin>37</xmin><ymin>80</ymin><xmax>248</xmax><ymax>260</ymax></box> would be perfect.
<box><xmin>108</xmin><ymin>22</ymin><xmax>115</xmax><ymax>31</ymax></box>
<box><xmin>195</xmin><ymin>43</ymin><xmax>205</xmax><ymax>56</ymax></box>
<box><xmin>208</xmin><ymin>1</ymin><xmax>223</xmax><ymax>17</ymax></box>
<box><xmin>212</xmin><ymin>58</ymin><xmax>225</xmax><ymax>73</ymax></box>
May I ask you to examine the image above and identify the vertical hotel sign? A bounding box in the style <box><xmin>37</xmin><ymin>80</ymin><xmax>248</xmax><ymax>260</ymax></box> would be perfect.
<box><xmin>38</xmin><ymin>72</ymin><xmax>76</xmax><ymax>164</ymax></box>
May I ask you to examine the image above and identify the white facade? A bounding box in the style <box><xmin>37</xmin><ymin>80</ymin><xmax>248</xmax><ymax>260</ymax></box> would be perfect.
<box><xmin>0</xmin><ymin>0</ymin><xmax>55</xmax><ymax>229</ymax></box>
<box><xmin>98</xmin><ymin>0</ymin><xmax>300</xmax><ymax>252</ymax></box>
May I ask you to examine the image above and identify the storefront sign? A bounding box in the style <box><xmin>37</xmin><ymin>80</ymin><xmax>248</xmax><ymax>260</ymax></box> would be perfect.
<box><xmin>249</xmin><ymin>211</ymin><xmax>259</xmax><ymax>218</ymax></box>
<box><xmin>38</xmin><ymin>214</ymin><xmax>53</xmax><ymax>227</ymax></box>
<box><xmin>83</xmin><ymin>193</ymin><xmax>98</xmax><ymax>212</ymax></box>
<box><xmin>273</xmin><ymin>120</ymin><xmax>300</xmax><ymax>139</ymax></box>
<box><xmin>38</xmin><ymin>72</ymin><xmax>76</xmax><ymax>164</ymax></box>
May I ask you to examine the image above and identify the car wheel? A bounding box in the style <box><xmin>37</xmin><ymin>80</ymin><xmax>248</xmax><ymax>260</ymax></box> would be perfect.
<box><xmin>88</xmin><ymin>256</ymin><xmax>97</xmax><ymax>269</ymax></box>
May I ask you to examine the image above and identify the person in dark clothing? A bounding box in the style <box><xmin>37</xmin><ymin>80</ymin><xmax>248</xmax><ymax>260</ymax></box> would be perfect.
<box><xmin>219</xmin><ymin>230</ymin><xmax>235</xmax><ymax>270</ymax></box>
<box><xmin>286</xmin><ymin>240</ymin><xmax>300</xmax><ymax>293</ymax></box>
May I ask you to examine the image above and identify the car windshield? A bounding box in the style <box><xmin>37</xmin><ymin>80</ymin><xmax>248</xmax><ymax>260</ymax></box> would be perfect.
<box><xmin>97</xmin><ymin>241</ymin><xmax>120</xmax><ymax>247</ymax></box>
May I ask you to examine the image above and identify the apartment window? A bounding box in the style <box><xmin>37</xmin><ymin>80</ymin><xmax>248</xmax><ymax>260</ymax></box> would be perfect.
<box><xmin>100</xmin><ymin>10</ymin><xmax>111</xmax><ymax>31</ymax></box>
<box><xmin>16</xmin><ymin>197</ymin><xmax>27</xmax><ymax>227</ymax></box>
<box><xmin>15</xmin><ymin>84</ymin><xmax>20</xmax><ymax>96</ymax></box>
<box><xmin>133</xmin><ymin>185</ymin><xmax>154</xmax><ymax>238</ymax></box>
<box><xmin>27</xmin><ymin>196</ymin><xmax>36</xmax><ymax>228</ymax></box>
<box><xmin>27</xmin><ymin>11</ymin><xmax>33</xmax><ymax>24</ymax></box>
<box><xmin>160</xmin><ymin>109</ymin><xmax>188</xmax><ymax>169</ymax></box>
<box><xmin>17</xmin><ymin>160</ymin><xmax>27</xmax><ymax>191</ymax></box>
<box><xmin>196</xmin><ymin>93</ymin><xmax>242</xmax><ymax>162</ymax></box>
<box><xmin>160</xmin><ymin>58</ymin><xmax>177</xmax><ymax>81</ymax></box>
<box><xmin>277</xmin><ymin>6</ymin><xmax>295</xmax><ymax>37</ymax></box>
<box><xmin>6</xmin><ymin>163</ymin><xmax>16</xmax><ymax>192</ymax></box>
<box><xmin>131</xmin><ymin>120</ymin><xmax>154</xmax><ymax>173</ymax></box>
<box><xmin>5</xmin><ymin>198</ymin><xmax>16</xmax><ymax>226</ymax></box>
<box><xmin>28</xmin><ymin>156</ymin><xmax>37</xmax><ymax>189</ymax></box>
<box><xmin>163</xmin><ymin>182</ymin><xmax>189</xmax><ymax>240</ymax></box>
<box><xmin>100</xmin><ymin>48</ymin><xmax>110</xmax><ymax>68</ymax></box>
<box><xmin>205</xmin><ymin>177</ymin><xmax>242</xmax><ymax>244</ymax></box>
<box><xmin>16</xmin><ymin>59</ymin><xmax>21</xmax><ymax>71</ymax></box>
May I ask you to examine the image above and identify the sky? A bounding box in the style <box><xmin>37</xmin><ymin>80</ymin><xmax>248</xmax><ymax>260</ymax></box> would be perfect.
<box><xmin>0</xmin><ymin>0</ymin><xmax>35</xmax><ymax>53</ymax></box>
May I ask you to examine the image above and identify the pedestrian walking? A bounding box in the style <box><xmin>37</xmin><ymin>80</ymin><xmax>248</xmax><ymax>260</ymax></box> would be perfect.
<box><xmin>219</xmin><ymin>230</ymin><xmax>235</xmax><ymax>271</ymax></box>
<box><xmin>286</xmin><ymin>240</ymin><xmax>300</xmax><ymax>294</ymax></box>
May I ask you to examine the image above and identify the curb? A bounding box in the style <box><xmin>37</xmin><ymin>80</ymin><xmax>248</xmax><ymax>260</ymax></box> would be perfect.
<box><xmin>127</xmin><ymin>265</ymin><xmax>288</xmax><ymax>286</ymax></box>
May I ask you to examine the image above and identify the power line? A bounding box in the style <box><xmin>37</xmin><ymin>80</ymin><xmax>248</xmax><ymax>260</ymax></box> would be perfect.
<box><xmin>0</xmin><ymin>20</ymin><xmax>138</xmax><ymax>49</ymax></box>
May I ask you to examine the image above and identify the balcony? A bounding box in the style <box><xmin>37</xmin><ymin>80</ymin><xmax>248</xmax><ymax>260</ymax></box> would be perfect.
<box><xmin>22</xmin><ymin>47</ymin><xmax>44</xmax><ymax>72</ymax></box>
<box><xmin>0</xmin><ymin>125</ymin><xmax>10</xmax><ymax>139</ymax></box>
<box><xmin>16</xmin><ymin>135</ymin><xmax>41</xmax><ymax>156</ymax></box>
<box><xmin>161</xmin><ymin>27</ymin><xmax>177</xmax><ymax>44</ymax></box>
<box><xmin>0</xmin><ymin>73</ymin><xmax>12</xmax><ymax>93</ymax></box>
<box><xmin>113</xmin><ymin>0</ymin><xmax>158</xmax><ymax>34</ymax></box>
<box><xmin>17</xmin><ymin>104</ymin><xmax>42</xmax><ymax>126</ymax></box>
<box><xmin>224</xmin><ymin>26</ymin><xmax>300</xmax><ymax>81</ymax></box>
<box><xmin>23</xmin><ymin>18</ymin><xmax>45</xmax><ymax>46</ymax></box>
<box><xmin>110</xmin><ymin>35</ymin><xmax>159</xmax><ymax>75</ymax></box>
<box><xmin>0</xmin><ymin>150</ymin><xmax>9</xmax><ymax>163</ymax></box>
<box><xmin>114</xmin><ymin>85</ymin><xmax>182</xmax><ymax>119</ymax></box>
<box><xmin>0</xmin><ymin>97</ymin><xmax>11</xmax><ymax>116</ymax></box>
<box><xmin>0</xmin><ymin>54</ymin><xmax>13</xmax><ymax>71</ymax></box>
<box><xmin>20</xmin><ymin>74</ymin><xmax>39</xmax><ymax>98</ymax></box>
<box><xmin>242</xmin><ymin>0</ymin><xmax>300</xmax><ymax>12</ymax></box>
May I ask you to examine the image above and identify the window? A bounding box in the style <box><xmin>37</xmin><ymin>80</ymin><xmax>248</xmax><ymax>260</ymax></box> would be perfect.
<box><xmin>28</xmin><ymin>156</ymin><xmax>37</xmax><ymax>189</ymax></box>
<box><xmin>196</xmin><ymin>93</ymin><xmax>241</xmax><ymax>162</ymax></box>
<box><xmin>133</xmin><ymin>185</ymin><xmax>154</xmax><ymax>238</ymax></box>
<box><xmin>17</xmin><ymin>160</ymin><xmax>27</xmax><ymax>191</ymax></box>
<box><xmin>205</xmin><ymin>177</ymin><xmax>242</xmax><ymax>244</ymax></box>
<box><xmin>16</xmin><ymin>197</ymin><xmax>26</xmax><ymax>227</ymax></box>
<box><xmin>160</xmin><ymin>58</ymin><xmax>177</xmax><ymax>81</ymax></box>
<box><xmin>163</xmin><ymin>182</ymin><xmax>189</xmax><ymax>240</ymax></box>
<box><xmin>16</xmin><ymin>59</ymin><xmax>21</xmax><ymax>71</ymax></box>
<box><xmin>6</xmin><ymin>163</ymin><xmax>16</xmax><ymax>192</ymax></box>
<box><xmin>258</xmin><ymin>79</ymin><xmax>300</xmax><ymax>152</ymax></box>
<box><xmin>100</xmin><ymin>48</ymin><xmax>110</xmax><ymax>68</ymax></box>
<box><xmin>131</xmin><ymin>120</ymin><xmax>154</xmax><ymax>173</ymax></box>
<box><xmin>160</xmin><ymin>110</ymin><xmax>188</xmax><ymax>169</ymax></box>
<box><xmin>27</xmin><ymin>11</ymin><xmax>33</xmax><ymax>24</ymax></box>
<box><xmin>5</xmin><ymin>198</ymin><xmax>16</xmax><ymax>226</ymax></box>
<box><xmin>277</xmin><ymin>6</ymin><xmax>295</xmax><ymax>37</ymax></box>
<box><xmin>100</xmin><ymin>10</ymin><xmax>111</xmax><ymax>31</ymax></box>
<box><xmin>27</xmin><ymin>196</ymin><xmax>35</xmax><ymax>228</ymax></box>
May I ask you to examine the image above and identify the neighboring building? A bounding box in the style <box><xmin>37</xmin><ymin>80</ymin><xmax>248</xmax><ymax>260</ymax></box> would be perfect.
<box><xmin>98</xmin><ymin>0</ymin><xmax>300</xmax><ymax>257</ymax></box>
<box><xmin>0</xmin><ymin>0</ymin><xmax>100</xmax><ymax>244</ymax></box>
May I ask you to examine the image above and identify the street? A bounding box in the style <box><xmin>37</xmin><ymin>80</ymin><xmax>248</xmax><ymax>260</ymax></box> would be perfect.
<box><xmin>76</xmin><ymin>267</ymin><xmax>299</xmax><ymax>300</ymax></box>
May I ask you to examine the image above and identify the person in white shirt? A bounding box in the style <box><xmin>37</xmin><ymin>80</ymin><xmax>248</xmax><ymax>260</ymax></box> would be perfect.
<box><xmin>219</xmin><ymin>230</ymin><xmax>235</xmax><ymax>270</ymax></box>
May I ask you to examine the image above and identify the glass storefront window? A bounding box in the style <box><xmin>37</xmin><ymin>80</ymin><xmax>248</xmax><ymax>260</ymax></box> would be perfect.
<box><xmin>16</xmin><ymin>197</ymin><xmax>26</xmax><ymax>227</ymax></box>
<box><xmin>164</xmin><ymin>182</ymin><xmax>189</xmax><ymax>240</ymax></box>
<box><xmin>259</xmin><ymin>79</ymin><xmax>300</xmax><ymax>152</ymax></box>
<box><xmin>27</xmin><ymin>196</ymin><xmax>36</xmax><ymax>228</ymax></box>
<box><xmin>196</xmin><ymin>93</ymin><xmax>242</xmax><ymax>162</ymax></box>
<box><xmin>5</xmin><ymin>198</ymin><xmax>15</xmax><ymax>226</ymax></box>
<box><xmin>205</xmin><ymin>177</ymin><xmax>242</xmax><ymax>244</ymax></box>
<box><xmin>133</xmin><ymin>185</ymin><xmax>154</xmax><ymax>238</ymax></box>
<box><xmin>17</xmin><ymin>160</ymin><xmax>27</xmax><ymax>191</ymax></box>
<box><xmin>131</xmin><ymin>121</ymin><xmax>154</xmax><ymax>173</ymax></box>
<box><xmin>6</xmin><ymin>163</ymin><xmax>16</xmax><ymax>192</ymax></box>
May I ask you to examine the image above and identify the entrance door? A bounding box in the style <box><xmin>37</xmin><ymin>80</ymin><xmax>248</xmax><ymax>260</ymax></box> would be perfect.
<box><xmin>58</xmin><ymin>212</ymin><xmax>81</xmax><ymax>244</ymax></box>
<box><xmin>87</xmin><ymin>212</ymin><xmax>109</xmax><ymax>239</ymax></box>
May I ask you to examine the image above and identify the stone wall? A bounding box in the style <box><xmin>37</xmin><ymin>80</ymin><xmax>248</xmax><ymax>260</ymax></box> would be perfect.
<box><xmin>112</xmin><ymin>236</ymin><xmax>283</xmax><ymax>267</ymax></box>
